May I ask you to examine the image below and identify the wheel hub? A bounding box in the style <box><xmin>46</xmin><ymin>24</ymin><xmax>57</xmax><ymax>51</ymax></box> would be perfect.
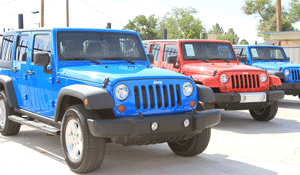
<box><xmin>65</xmin><ymin>119</ymin><xmax>83</xmax><ymax>162</ymax></box>
<box><xmin>0</xmin><ymin>99</ymin><xmax>6</xmax><ymax>129</ymax></box>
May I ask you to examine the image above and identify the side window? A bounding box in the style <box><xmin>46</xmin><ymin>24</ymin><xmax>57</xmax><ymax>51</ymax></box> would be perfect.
<box><xmin>234</xmin><ymin>48</ymin><xmax>241</xmax><ymax>55</ymax></box>
<box><xmin>149</xmin><ymin>44</ymin><xmax>161</xmax><ymax>62</ymax></box>
<box><xmin>163</xmin><ymin>44</ymin><xmax>177</xmax><ymax>62</ymax></box>
<box><xmin>241</xmin><ymin>49</ymin><xmax>247</xmax><ymax>57</ymax></box>
<box><xmin>15</xmin><ymin>35</ymin><xmax>29</xmax><ymax>62</ymax></box>
<box><xmin>33</xmin><ymin>34</ymin><xmax>51</xmax><ymax>62</ymax></box>
<box><xmin>0</xmin><ymin>35</ymin><xmax>14</xmax><ymax>61</ymax></box>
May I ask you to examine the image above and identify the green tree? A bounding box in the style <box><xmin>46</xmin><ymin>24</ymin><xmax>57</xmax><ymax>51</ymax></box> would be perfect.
<box><xmin>159</xmin><ymin>6</ymin><xmax>205</xmax><ymax>39</ymax></box>
<box><xmin>123</xmin><ymin>14</ymin><xmax>160</xmax><ymax>40</ymax></box>
<box><xmin>242</xmin><ymin>0</ymin><xmax>300</xmax><ymax>41</ymax></box>
<box><xmin>239</xmin><ymin>39</ymin><xmax>249</xmax><ymax>45</ymax></box>
<box><xmin>208</xmin><ymin>23</ymin><xmax>224</xmax><ymax>35</ymax></box>
<box><xmin>209</xmin><ymin>24</ymin><xmax>240</xmax><ymax>44</ymax></box>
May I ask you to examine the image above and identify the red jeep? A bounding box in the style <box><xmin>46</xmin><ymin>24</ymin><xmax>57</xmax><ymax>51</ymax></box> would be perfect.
<box><xmin>143</xmin><ymin>40</ymin><xmax>285</xmax><ymax>121</ymax></box>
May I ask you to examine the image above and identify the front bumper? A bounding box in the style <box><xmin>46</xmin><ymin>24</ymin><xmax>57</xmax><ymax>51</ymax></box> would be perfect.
<box><xmin>87</xmin><ymin>110</ymin><xmax>221</xmax><ymax>146</ymax></box>
<box><xmin>213</xmin><ymin>90</ymin><xmax>285</xmax><ymax>110</ymax></box>
<box><xmin>276</xmin><ymin>83</ymin><xmax>300</xmax><ymax>95</ymax></box>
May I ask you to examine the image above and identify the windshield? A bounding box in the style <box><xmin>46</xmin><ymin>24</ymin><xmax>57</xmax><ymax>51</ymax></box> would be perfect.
<box><xmin>249</xmin><ymin>47</ymin><xmax>287</xmax><ymax>61</ymax></box>
<box><xmin>57</xmin><ymin>31</ymin><xmax>147</xmax><ymax>61</ymax></box>
<box><xmin>181</xmin><ymin>42</ymin><xmax>236</xmax><ymax>61</ymax></box>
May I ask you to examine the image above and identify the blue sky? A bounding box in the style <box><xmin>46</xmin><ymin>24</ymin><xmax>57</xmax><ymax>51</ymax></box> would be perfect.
<box><xmin>0</xmin><ymin>0</ymin><xmax>299</xmax><ymax>44</ymax></box>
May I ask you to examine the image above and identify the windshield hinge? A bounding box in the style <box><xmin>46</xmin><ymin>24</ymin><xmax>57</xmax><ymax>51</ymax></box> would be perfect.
<box><xmin>102</xmin><ymin>77</ymin><xmax>109</xmax><ymax>88</ymax></box>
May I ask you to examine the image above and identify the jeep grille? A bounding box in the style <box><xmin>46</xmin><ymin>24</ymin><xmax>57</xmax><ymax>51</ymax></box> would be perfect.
<box><xmin>291</xmin><ymin>69</ymin><xmax>300</xmax><ymax>81</ymax></box>
<box><xmin>231</xmin><ymin>74</ymin><xmax>260</xmax><ymax>90</ymax></box>
<box><xmin>134</xmin><ymin>84</ymin><xmax>181</xmax><ymax>109</ymax></box>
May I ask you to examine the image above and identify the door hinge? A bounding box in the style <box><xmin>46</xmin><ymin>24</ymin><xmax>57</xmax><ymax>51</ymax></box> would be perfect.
<box><xmin>49</xmin><ymin>77</ymin><xmax>54</xmax><ymax>84</ymax></box>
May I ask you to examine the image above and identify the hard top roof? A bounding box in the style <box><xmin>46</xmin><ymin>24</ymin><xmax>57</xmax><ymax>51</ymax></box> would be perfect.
<box><xmin>143</xmin><ymin>39</ymin><xmax>231</xmax><ymax>43</ymax></box>
<box><xmin>3</xmin><ymin>27</ymin><xmax>137</xmax><ymax>35</ymax></box>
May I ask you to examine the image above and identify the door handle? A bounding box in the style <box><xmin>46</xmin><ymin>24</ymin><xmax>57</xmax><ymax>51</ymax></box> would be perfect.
<box><xmin>26</xmin><ymin>70</ymin><xmax>35</xmax><ymax>75</ymax></box>
<box><xmin>11</xmin><ymin>68</ymin><xmax>18</xmax><ymax>73</ymax></box>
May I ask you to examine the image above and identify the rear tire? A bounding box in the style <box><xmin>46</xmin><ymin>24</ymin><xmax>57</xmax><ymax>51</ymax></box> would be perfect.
<box><xmin>168</xmin><ymin>128</ymin><xmax>211</xmax><ymax>156</ymax></box>
<box><xmin>249</xmin><ymin>102</ymin><xmax>278</xmax><ymax>121</ymax></box>
<box><xmin>61</xmin><ymin>104</ymin><xmax>106</xmax><ymax>173</ymax></box>
<box><xmin>0</xmin><ymin>91</ymin><xmax>20</xmax><ymax>136</ymax></box>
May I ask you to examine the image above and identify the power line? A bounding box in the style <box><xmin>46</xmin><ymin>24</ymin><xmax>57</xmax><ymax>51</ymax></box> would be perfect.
<box><xmin>80</xmin><ymin>0</ymin><xmax>124</xmax><ymax>26</ymax></box>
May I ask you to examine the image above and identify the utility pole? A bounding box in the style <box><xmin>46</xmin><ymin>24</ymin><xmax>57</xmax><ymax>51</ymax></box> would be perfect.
<box><xmin>276</xmin><ymin>0</ymin><xmax>281</xmax><ymax>32</ymax></box>
<box><xmin>66</xmin><ymin>0</ymin><xmax>69</xmax><ymax>27</ymax></box>
<box><xmin>41</xmin><ymin>0</ymin><xmax>44</xmax><ymax>27</ymax></box>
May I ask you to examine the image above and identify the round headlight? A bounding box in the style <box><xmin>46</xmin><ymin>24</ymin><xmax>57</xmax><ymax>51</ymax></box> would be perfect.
<box><xmin>260</xmin><ymin>73</ymin><xmax>267</xmax><ymax>83</ymax></box>
<box><xmin>183</xmin><ymin>82</ymin><xmax>193</xmax><ymax>97</ymax></box>
<box><xmin>220</xmin><ymin>74</ymin><xmax>228</xmax><ymax>84</ymax></box>
<box><xmin>115</xmin><ymin>84</ymin><xmax>129</xmax><ymax>101</ymax></box>
<box><xmin>284</xmin><ymin>69</ymin><xmax>290</xmax><ymax>76</ymax></box>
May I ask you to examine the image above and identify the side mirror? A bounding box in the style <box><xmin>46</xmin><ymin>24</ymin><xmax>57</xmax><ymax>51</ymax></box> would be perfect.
<box><xmin>34</xmin><ymin>52</ymin><xmax>52</xmax><ymax>74</ymax></box>
<box><xmin>147</xmin><ymin>53</ymin><xmax>154</xmax><ymax>64</ymax></box>
<box><xmin>167</xmin><ymin>55</ymin><xmax>177</xmax><ymax>64</ymax></box>
<box><xmin>237</xmin><ymin>56</ymin><xmax>247</xmax><ymax>63</ymax></box>
<box><xmin>34</xmin><ymin>52</ymin><xmax>50</xmax><ymax>66</ymax></box>
<box><xmin>287</xmin><ymin>57</ymin><xmax>290</xmax><ymax>62</ymax></box>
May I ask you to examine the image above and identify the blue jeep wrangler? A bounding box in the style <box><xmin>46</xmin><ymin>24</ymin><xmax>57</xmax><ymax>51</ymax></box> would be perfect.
<box><xmin>0</xmin><ymin>28</ymin><xmax>220</xmax><ymax>173</ymax></box>
<box><xmin>233</xmin><ymin>45</ymin><xmax>300</xmax><ymax>98</ymax></box>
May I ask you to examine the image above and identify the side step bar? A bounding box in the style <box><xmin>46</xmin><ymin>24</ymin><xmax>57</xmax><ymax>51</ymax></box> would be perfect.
<box><xmin>8</xmin><ymin>115</ymin><xmax>60</xmax><ymax>135</ymax></box>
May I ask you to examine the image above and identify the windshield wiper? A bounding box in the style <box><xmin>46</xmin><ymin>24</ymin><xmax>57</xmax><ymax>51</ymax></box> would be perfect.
<box><xmin>254</xmin><ymin>59</ymin><xmax>269</xmax><ymax>62</ymax></box>
<box><xmin>199</xmin><ymin>59</ymin><xmax>208</xmax><ymax>63</ymax></box>
<box><xmin>100</xmin><ymin>57</ymin><xmax>135</xmax><ymax>65</ymax></box>
<box><xmin>210</xmin><ymin>58</ymin><xmax>230</xmax><ymax>63</ymax></box>
<box><xmin>71</xmin><ymin>58</ymin><xmax>102</xmax><ymax>64</ymax></box>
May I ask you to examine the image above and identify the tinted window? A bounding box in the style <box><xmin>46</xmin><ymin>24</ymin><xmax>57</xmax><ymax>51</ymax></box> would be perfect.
<box><xmin>15</xmin><ymin>35</ymin><xmax>29</xmax><ymax>62</ymax></box>
<box><xmin>234</xmin><ymin>47</ymin><xmax>247</xmax><ymax>57</ymax></box>
<box><xmin>181</xmin><ymin>42</ymin><xmax>236</xmax><ymax>61</ymax></box>
<box><xmin>249</xmin><ymin>47</ymin><xmax>287</xmax><ymax>60</ymax></box>
<box><xmin>0</xmin><ymin>35</ymin><xmax>14</xmax><ymax>61</ymax></box>
<box><xmin>149</xmin><ymin>44</ymin><xmax>161</xmax><ymax>62</ymax></box>
<box><xmin>57</xmin><ymin>32</ymin><xmax>147</xmax><ymax>61</ymax></box>
<box><xmin>33</xmin><ymin>35</ymin><xmax>51</xmax><ymax>62</ymax></box>
<box><xmin>163</xmin><ymin>44</ymin><xmax>177</xmax><ymax>62</ymax></box>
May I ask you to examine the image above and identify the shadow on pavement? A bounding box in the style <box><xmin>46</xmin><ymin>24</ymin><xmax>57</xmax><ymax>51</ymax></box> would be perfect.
<box><xmin>0</xmin><ymin>128</ymin><xmax>277</xmax><ymax>175</ymax></box>
<box><xmin>214</xmin><ymin>110</ymin><xmax>300</xmax><ymax>134</ymax></box>
<box><xmin>278</xmin><ymin>98</ymin><xmax>300</xmax><ymax>110</ymax></box>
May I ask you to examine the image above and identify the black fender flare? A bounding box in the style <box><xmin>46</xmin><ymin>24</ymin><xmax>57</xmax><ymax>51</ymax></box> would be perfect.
<box><xmin>54</xmin><ymin>85</ymin><xmax>115</xmax><ymax>122</ymax></box>
<box><xmin>266</xmin><ymin>70</ymin><xmax>285</xmax><ymax>80</ymax></box>
<box><xmin>196</xmin><ymin>84</ymin><xmax>216</xmax><ymax>103</ymax></box>
<box><xmin>0</xmin><ymin>75</ymin><xmax>18</xmax><ymax>108</ymax></box>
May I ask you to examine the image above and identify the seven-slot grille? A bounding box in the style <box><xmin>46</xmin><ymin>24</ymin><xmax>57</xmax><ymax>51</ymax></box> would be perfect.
<box><xmin>291</xmin><ymin>69</ymin><xmax>300</xmax><ymax>81</ymax></box>
<box><xmin>230</xmin><ymin>73</ymin><xmax>260</xmax><ymax>90</ymax></box>
<box><xmin>134</xmin><ymin>84</ymin><xmax>181</xmax><ymax>109</ymax></box>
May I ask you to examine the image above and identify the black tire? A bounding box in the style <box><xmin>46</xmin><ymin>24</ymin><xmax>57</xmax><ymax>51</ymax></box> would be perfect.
<box><xmin>0</xmin><ymin>90</ymin><xmax>21</xmax><ymax>136</ymax></box>
<box><xmin>61</xmin><ymin>104</ymin><xmax>106</xmax><ymax>174</ymax></box>
<box><xmin>249</xmin><ymin>102</ymin><xmax>278</xmax><ymax>121</ymax></box>
<box><xmin>168</xmin><ymin>128</ymin><xmax>211</xmax><ymax>157</ymax></box>
<box><xmin>196</xmin><ymin>102</ymin><xmax>215</xmax><ymax>111</ymax></box>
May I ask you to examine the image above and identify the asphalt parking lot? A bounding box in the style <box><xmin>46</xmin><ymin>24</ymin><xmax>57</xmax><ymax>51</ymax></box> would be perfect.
<box><xmin>0</xmin><ymin>95</ymin><xmax>299</xmax><ymax>175</ymax></box>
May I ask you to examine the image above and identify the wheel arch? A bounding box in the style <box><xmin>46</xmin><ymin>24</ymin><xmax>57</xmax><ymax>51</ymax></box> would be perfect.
<box><xmin>0</xmin><ymin>75</ymin><xmax>18</xmax><ymax>108</ymax></box>
<box><xmin>54</xmin><ymin>85</ymin><xmax>115</xmax><ymax>122</ymax></box>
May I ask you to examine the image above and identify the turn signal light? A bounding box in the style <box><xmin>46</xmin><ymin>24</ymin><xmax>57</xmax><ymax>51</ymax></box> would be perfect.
<box><xmin>84</xmin><ymin>98</ymin><xmax>88</xmax><ymax>105</ymax></box>
<box><xmin>118</xmin><ymin>105</ymin><xmax>125</xmax><ymax>113</ymax></box>
<box><xmin>190</xmin><ymin>100</ymin><xmax>195</xmax><ymax>107</ymax></box>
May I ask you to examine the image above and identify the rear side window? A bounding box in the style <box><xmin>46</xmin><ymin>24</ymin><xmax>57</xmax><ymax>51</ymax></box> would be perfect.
<box><xmin>0</xmin><ymin>35</ymin><xmax>14</xmax><ymax>61</ymax></box>
<box><xmin>149</xmin><ymin>44</ymin><xmax>161</xmax><ymax>62</ymax></box>
<box><xmin>163</xmin><ymin>44</ymin><xmax>177</xmax><ymax>62</ymax></box>
<box><xmin>15</xmin><ymin>35</ymin><xmax>29</xmax><ymax>62</ymax></box>
<box><xmin>33</xmin><ymin>34</ymin><xmax>51</xmax><ymax>62</ymax></box>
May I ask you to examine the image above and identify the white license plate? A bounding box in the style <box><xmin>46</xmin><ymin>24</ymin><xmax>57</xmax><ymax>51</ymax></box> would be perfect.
<box><xmin>240</xmin><ymin>92</ymin><xmax>267</xmax><ymax>103</ymax></box>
